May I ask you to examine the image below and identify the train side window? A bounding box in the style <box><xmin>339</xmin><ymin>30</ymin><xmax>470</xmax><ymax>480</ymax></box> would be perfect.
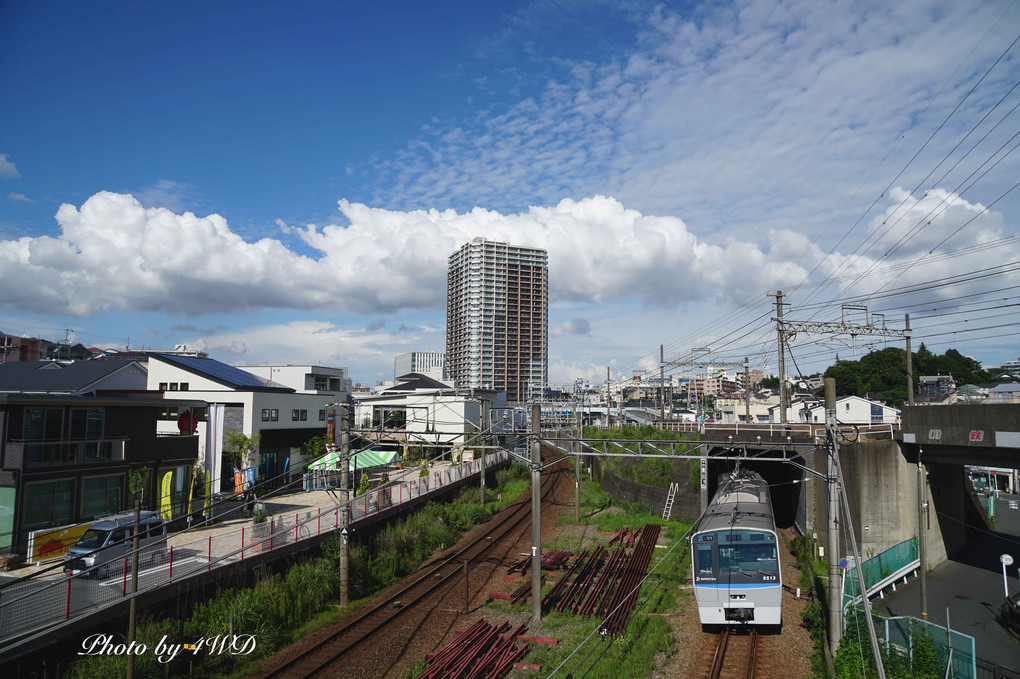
<box><xmin>697</xmin><ymin>545</ymin><xmax>714</xmax><ymax>575</ymax></box>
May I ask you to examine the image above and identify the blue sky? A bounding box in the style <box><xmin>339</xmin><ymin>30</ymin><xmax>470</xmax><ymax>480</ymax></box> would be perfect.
<box><xmin>2</xmin><ymin>0</ymin><xmax>1019</xmax><ymax>387</ymax></box>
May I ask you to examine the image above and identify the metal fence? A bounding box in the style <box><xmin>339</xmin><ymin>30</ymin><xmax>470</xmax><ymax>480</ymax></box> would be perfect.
<box><xmin>843</xmin><ymin>537</ymin><xmax>919</xmax><ymax>601</ymax></box>
<box><xmin>977</xmin><ymin>658</ymin><xmax>1020</xmax><ymax>679</ymax></box>
<box><xmin>0</xmin><ymin>451</ymin><xmax>507</xmax><ymax>643</ymax></box>
<box><xmin>882</xmin><ymin>615</ymin><xmax>976</xmax><ymax>679</ymax></box>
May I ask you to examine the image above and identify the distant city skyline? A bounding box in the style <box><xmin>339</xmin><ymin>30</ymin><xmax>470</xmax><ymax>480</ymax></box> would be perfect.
<box><xmin>1</xmin><ymin>1</ymin><xmax>1018</xmax><ymax>385</ymax></box>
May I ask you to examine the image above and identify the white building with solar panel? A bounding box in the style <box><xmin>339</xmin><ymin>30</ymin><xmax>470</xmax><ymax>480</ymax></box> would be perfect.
<box><xmin>147</xmin><ymin>355</ymin><xmax>350</xmax><ymax>494</ymax></box>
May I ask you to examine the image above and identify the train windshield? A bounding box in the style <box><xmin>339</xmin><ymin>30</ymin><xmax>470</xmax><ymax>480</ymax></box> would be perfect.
<box><xmin>718</xmin><ymin>530</ymin><xmax>778</xmax><ymax>575</ymax></box>
<box><xmin>693</xmin><ymin>530</ymin><xmax>779</xmax><ymax>580</ymax></box>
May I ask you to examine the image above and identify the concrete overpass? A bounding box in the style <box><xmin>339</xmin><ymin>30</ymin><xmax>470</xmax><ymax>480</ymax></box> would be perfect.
<box><xmin>898</xmin><ymin>402</ymin><xmax>1020</xmax><ymax>467</ymax></box>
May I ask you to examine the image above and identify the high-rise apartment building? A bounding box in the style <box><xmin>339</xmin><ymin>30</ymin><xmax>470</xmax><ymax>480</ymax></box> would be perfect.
<box><xmin>446</xmin><ymin>238</ymin><xmax>548</xmax><ymax>402</ymax></box>
<box><xmin>394</xmin><ymin>351</ymin><xmax>446</xmax><ymax>380</ymax></box>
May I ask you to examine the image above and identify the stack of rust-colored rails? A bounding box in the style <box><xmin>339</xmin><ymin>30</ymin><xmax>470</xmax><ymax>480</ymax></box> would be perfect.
<box><xmin>541</xmin><ymin>524</ymin><xmax>662</xmax><ymax>636</ymax></box>
<box><xmin>420</xmin><ymin>619</ymin><xmax>529</xmax><ymax>679</ymax></box>
<box><xmin>602</xmin><ymin>524</ymin><xmax>660</xmax><ymax>636</ymax></box>
<box><xmin>507</xmin><ymin>549</ymin><xmax>572</xmax><ymax>576</ymax></box>
<box><xmin>607</xmin><ymin>526</ymin><xmax>643</xmax><ymax>548</ymax></box>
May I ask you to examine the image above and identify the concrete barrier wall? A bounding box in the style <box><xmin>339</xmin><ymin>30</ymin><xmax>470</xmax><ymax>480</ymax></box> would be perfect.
<box><xmin>596</xmin><ymin>468</ymin><xmax>701</xmax><ymax>521</ymax></box>
<box><xmin>835</xmin><ymin>439</ymin><xmax>949</xmax><ymax>568</ymax></box>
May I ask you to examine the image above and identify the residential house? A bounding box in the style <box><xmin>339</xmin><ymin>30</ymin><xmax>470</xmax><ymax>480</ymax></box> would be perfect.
<box><xmin>0</xmin><ymin>392</ymin><xmax>202</xmax><ymax>557</ymax></box>
<box><xmin>354</xmin><ymin>373</ymin><xmax>507</xmax><ymax>459</ymax></box>
<box><xmin>147</xmin><ymin>355</ymin><xmax>350</xmax><ymax>492</ymax></box>
<box><xmin>0</xmin><ymin>359</ymin><xmax>148</xmax><ymax>395</ymax></box>
<box><xmin>716</xmin><ymin>391</ymin><xmax>780</xmax><ymax>424</ymax></box>
<box><xmin>770</xmin><ymin>395</ymin><xmax>899</xmax><ymax>425</ymax></box>
<box><xmin>0</xmin><ymin>332</ymin><xmax>42</xmax><ymax>363</ymax></box>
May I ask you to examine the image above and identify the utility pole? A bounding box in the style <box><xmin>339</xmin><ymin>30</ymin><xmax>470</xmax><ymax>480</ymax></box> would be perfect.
<box><xmin>340</xmin><ymin>402</ymin><xmax>351</xmax><ymax>608</ymax></box>
<box><xmin>918</xmin><ymin>446</ymin><xmax>927</xmax><ymax>618</ymax></box>
<box><xmin>905</xmin><ymin>314</ymin><xmax>914</xmax><ymax>406</ymax></box>
<box><xmin>126</xmin><ymin>491</ymin><xmax>141</xmax><ymax>679</ymax></box>
<box><xmin>530</xmin><ymin>403</ymin><xmax>542</xmax><ymax>626</ymax></box>
<box><xmin>660</xmin><ymin>345</ymin><xmax>666</xmax><ymax>425</ymax></box>
<box><xmin>773</xmin><ymin>292</ymin><xmax>788</xmax><ymax>424</ymax></box>
<box><xmin>825</xmin><ymin>379</ymin><xmax>841</xmax><ymax>652</ymax></box>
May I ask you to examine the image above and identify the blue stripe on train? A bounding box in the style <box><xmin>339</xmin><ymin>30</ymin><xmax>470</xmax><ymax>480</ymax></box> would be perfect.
<box><xmin>694</xmin><ymin>583</ymin><xmax>782</xmax><ymax>589</ymax></box>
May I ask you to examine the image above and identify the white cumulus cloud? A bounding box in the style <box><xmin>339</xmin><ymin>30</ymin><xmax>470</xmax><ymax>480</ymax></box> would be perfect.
<box><xmin>0</xmin><ymin>189</ymin><xmax>1011</xmax><ymax>322</ymax></box>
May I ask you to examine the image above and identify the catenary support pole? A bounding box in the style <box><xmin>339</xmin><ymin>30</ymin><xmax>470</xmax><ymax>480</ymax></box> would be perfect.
<box><xmin>905</xmin><ymin>314</ymin><xmax>914</xmax><ymax>406</ymax></box>
<box><xmin>531</xmin><ymin>403</ymin><xmax>542</xmax><ymax>626</ymax></box>
<box><xmin>575</xmin><ymin>412</ymin><xmax>581</xmax><ymax>523</ymax></box>
<box><xmin>744</xmin><ymin>357</ymin><xmax>751</xmax><ymax>425</ymax></box>
<box><xmin>775</xmin><ymin>291</ymin><xmax>787</xmax><ymax>424</ymax></box>
<box><xmin>699</xmin><ymin>446</ymin><xmax>708</xmax><ymax>514</ymax></box>
<box><xmin>832</xmin><ymin>414</ymin><xmax>887</xmax><ymax>679</ymax></box>
<box><xmin>825</xmin><ymin>379</ymin><xmax>841</xmax><ymax>653</ymax></box>
<box><xmin>480</xmin><ymin>402</ymin><xmax>487</xmax><ymax>507</ymax></box>
<box><xmin>660</xmin><ymin>345</ymin><xmax>666</xmax><ymax>425</ymax></box>
<box><xmin>340</xmin><ymin>402</ymin><xmax>351</xmax><ymax>608</ymax></box>
<box><xmin>606</xmin><ymin>367</ymin><xmax>611</xmax><ymax>428</ymax></box>
<box><xmin>918</xmin><ymin>446</ymin><xmax>927</xmax><ymax>618</ymax></box>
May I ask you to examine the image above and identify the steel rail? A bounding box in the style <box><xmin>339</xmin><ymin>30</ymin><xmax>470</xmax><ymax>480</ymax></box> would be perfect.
<box><xmin>708</xmin><ymin>628</ymin><xmax>730</xmax><ymax>679</ymax></box>
<box><xmin>745</xmin><ymin>628</ymin><xmax>758</xmax><ymax>679</ymax></box>
<box><xmin>260</xmin><ymin>452</ymin><xmax>564</xmax><ymax>679</ymax></box>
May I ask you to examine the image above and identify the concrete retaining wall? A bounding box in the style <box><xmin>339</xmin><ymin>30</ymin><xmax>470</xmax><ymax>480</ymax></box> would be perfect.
<box><xmin>595</xmin><ymin>464</ymin><xmax>701</xmax><ymax>522</ymax></box>
<box><xmin>834</xmin><ymin>439</ymin><xmax>949</xmax><ymax>568</ymax></box>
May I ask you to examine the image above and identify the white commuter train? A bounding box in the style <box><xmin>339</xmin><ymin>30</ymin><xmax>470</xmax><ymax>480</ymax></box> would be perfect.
<box><xmin>691</xmin><ymin>469</ymin><xmax>782</xmax><ymax>628</ymax></box>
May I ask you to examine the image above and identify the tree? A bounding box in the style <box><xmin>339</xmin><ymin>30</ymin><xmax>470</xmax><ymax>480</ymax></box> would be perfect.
<box><xmin>223</xmin><ymin>429</ymin><xmax>261</xmax><ymax>470</ymax></box>
<box><xmin>301</xmin><ymin>434</ymin><xmax>329</xmax><ymax>463</ymax></box>
<box><xmin>825</xmin><ymin>361</ymin><xmax>863</xmax><ymax>398</ymax></box>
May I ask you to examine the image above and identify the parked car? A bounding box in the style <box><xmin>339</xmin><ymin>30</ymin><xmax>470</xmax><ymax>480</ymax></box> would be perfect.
<box><xmin>62</xmin><ymin>510</ymin><xmax>167</xmax><ymax>578</ymax></box>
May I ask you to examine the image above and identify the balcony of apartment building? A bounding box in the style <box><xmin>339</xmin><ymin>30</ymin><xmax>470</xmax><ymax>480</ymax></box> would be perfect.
<box><xmin>12</xmin><ymin>436</ymin><xmax>128</xmax><ymax>466</ymax></box>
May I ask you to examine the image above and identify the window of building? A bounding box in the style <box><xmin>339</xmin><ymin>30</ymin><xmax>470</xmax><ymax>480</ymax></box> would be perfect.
<box><xmin>179</xmin><ymin>383</ymin><xmax>189</xmax><ymax>391</ymax></box>
<box><xmin>319</xmin><ymin>410</ymin><xmax>326</xmax><ymax>421</ymax></box>
<box><xmin>262</xmin><ymin>409</ymin><xmax>271</xmax><ymax>422</ymax></box>
<box><xmin>270</xmin><ymin>409</ymin><xmax>279</xmax><ymax>421</ymax></box>
<box><xmin>23</xmin><ymin>479</ymin><xmax>74</xmax><ymax>531</ymax></box>
<box><xmin>314</xmin><ymin>376</ymin><xmax>328</xmax><ymax>390</ymax></box>
<box><xmin>70</xmin><ymin>407</ymin><xmax>106</xmax><ymax>461</ymax></box>
<box><xmin>300</xmin><ymin>410</ymin><xmax>307</xmax><ymax>421</ymax></box>
<box><xmin>292</xmin><ymin>409</ymin><xmax>299</xmax><ymax>421</ymax></box>
<box><xmin>159</xmin><ymin>382</ymin><xmax>168</xmax><ymax>391</ymax></box>
<box><xmin>69</xmin><ymin>408</ymin><xmax>103</xmax><ymax>439</ymax></box>
<box><xmin>81</xmin><ymin>474</ymin><xmax>124</xmax><ymax>520</ymax></box>
<box><xmin>24</xmin><ymin>407</ymin><xmax>71</xmax><ymax>465</ymax></box>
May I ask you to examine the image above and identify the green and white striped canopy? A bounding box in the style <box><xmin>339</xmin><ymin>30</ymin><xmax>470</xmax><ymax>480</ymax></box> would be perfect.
<box><xmin>308</xmin><ymin>448</ymin><xmax>397</xmax><ymax>472</ymax></box>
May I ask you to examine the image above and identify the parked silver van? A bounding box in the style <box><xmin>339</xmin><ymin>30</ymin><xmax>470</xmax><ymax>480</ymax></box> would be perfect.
<box><xmin>63</xmin><ymin>510</ymin><xmax>168</xmax><ymax>578</ymax></box>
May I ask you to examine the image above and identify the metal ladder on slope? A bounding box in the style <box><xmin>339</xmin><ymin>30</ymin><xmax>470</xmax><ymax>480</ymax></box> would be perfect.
<box><xmin>662</xmin><ymin>482</ymin><xmax>679</xmax><ymax>520</ymax></box>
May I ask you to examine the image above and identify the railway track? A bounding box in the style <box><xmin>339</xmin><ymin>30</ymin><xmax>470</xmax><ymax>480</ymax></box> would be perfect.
<box><xmin>706</xmin><ymin>627</ymin><xmax>759</xmax><ymax>679</ymax></box>
<box><xmin>260</xmin><ymin>453</ymin><xmax>564</xmax><ymax>679</ymax></box>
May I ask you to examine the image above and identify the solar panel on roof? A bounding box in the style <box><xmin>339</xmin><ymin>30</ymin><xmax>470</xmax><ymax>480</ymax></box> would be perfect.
<box><xmin>158</xmin><ymin>355</ymin><xmax>267</xmax><ymax>388</ymax></box>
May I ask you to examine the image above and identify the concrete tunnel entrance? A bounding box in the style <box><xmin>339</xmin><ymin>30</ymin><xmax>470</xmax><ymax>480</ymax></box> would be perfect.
<box><xmin>705</xmin><ymin>454</ymin><xmax>805</xmax><ymax>530</ymax></box>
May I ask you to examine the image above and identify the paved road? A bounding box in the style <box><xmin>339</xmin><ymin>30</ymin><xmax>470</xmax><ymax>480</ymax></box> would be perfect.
<box><xmin>876</xmin><ymin>492</ymin><xmax>1020</xmax><ymax>669</ymax></box>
